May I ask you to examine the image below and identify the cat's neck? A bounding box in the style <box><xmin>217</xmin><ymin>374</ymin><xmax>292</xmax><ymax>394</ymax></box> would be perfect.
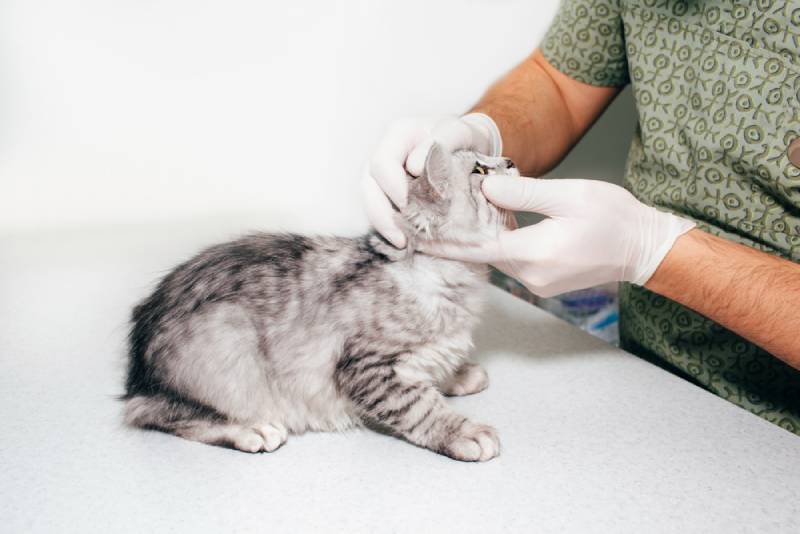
<box><xmin>363</xmin><ymin>230</ymin><xmax>488</xmax><ymax>283</ymax></box>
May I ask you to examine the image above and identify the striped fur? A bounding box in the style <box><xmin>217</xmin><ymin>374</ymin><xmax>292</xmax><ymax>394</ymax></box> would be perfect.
<box><xmin>123</xmin><ymin>147</ymin><xmax>517</xmax><ymax>461</ymax></box>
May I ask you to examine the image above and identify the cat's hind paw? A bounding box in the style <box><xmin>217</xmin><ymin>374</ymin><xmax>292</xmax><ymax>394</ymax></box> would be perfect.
<box><xmin>254</xmin><ymin>423</ymin><xmax>289</xmax><ymax>452</ymax></box>
<box><xmin>442</xmin><ymin>422</ymin><xmax>500</xmax><ymax>462</ymax></box>
<box><xmin>441</xmin><ymin>363</ymin><xmax>489</xmax><ymax>397</ymax></box>
<box><xmin>228</xmin><ymin>423</ymin><xmax>288</xmax><ymax>453</ymax></box>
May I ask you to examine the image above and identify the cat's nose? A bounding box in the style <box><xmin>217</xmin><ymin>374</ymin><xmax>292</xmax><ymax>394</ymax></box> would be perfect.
<box><xmin>503</xmin><ymin>158</ymin><xmax>516</xmax><ymax>169</ymax></box>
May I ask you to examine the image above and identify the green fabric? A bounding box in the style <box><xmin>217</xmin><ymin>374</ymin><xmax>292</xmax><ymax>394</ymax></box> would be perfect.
<box><xmin>541</xmin><ymin>0</ymin><xmax>800</xmax><ymax>434</ymax></box>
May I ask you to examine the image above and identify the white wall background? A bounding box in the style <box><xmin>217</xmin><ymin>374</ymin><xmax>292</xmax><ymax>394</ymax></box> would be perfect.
<box><xmin>0</xmin><ymin>0</ymin><xmax>635</xmax><ymax>238</ymax></box>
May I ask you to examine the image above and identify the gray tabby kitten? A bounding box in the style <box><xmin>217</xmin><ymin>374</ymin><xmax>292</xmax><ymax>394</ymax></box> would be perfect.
<box><xmin>124</xmin><ymin>144</ymin><xmax>517</xmax><ymax>462</ymax></box>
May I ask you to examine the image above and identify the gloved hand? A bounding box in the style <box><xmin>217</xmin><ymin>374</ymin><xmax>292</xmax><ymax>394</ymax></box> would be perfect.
<box><xmin>419</xmin><ymin>175</ymin><xmax>696</xmax><ymax>298</ymax></box>
<box><xmin>363</xmin><ymin>114</ymin><xmax>502</xmax><ymax>248</ymax></box>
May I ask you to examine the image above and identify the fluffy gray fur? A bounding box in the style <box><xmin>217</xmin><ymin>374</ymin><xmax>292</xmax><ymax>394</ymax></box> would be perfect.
<box><xmin>124</xmin><ymin>145</ymin><xmax>517</xmax><ymax>461</ymax></box>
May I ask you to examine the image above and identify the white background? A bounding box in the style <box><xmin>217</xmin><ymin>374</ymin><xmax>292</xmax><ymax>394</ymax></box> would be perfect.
<box><xmin>7</xmin><ymin>7</ymin><xmax>800</xmax><ymax>532</ymax></box>
<box><xmin>0</xmin><ymin>0</ymin><xmax>635</xmax><ymax>237</ymax></box>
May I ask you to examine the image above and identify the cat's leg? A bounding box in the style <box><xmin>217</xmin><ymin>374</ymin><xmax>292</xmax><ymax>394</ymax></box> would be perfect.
<box><xmin>124</xmin><ymin>393</ymin><xmax>288</xmax><ymax>453</ymax></box>
<box><xmin>134</xmin><ymin>303</ymin><xmax>289</xmax><ymax>452</ymax></box>
<box><xmin>335</xmin><ymin>353</ymin><xmax>499</xmax><ymax>462</ymax></box>
<box><xmin>439</xmin><ymin>362</ymin><xmax>489</xmax><ymax>397</ymax></box>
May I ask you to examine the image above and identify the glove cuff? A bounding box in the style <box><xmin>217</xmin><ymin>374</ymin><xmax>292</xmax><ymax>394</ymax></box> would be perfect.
<box><xmin>462</xmin><ymin>113</ymin><xmax>503</xmax><ymax>157</ymax></box>
<box><xmin>630</xmin><ymin>212</ymin><xmax>696</xmax><ymax>286</ymax></box>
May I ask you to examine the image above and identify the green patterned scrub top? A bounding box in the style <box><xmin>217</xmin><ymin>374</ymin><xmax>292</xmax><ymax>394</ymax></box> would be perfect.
<box><xmin>541</xmin><ymin>0</ymin><xmax>800</xmax><ymax>434</ymax></box>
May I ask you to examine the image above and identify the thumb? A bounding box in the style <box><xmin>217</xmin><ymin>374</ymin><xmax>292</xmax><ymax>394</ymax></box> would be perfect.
<box><xmin>481</xmin><ymin>175</ymin><xmax>570</xmax><ymax>217</ymax></box>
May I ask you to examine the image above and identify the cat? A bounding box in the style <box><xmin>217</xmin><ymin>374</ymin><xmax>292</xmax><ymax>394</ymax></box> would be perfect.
<box><xmin>123</xmin><ymin>143</ymin><xmax>517</xmax><ymax>462</ymax></box>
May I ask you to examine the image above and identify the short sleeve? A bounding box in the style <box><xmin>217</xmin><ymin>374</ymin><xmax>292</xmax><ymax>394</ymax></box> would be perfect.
<box><xmin>540</xmin><ymin>0</ymin><xmax>629</xmax><ymax>87</ymax></box>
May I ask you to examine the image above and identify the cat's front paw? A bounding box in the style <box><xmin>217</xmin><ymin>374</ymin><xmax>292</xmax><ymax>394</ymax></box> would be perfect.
<box><xmin>442</xmin><ymin>422</ymin><xmax>500</xmax><ymax>462</ymax></box>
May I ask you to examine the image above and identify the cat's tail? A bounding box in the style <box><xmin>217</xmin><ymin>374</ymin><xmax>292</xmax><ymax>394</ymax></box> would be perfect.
<box><xmin>124</xmin><ymin>392</ymin><xmax>224</xmax><ymax>430</ymax></box>
<box><xmin>123</xmin><ymin>392</ymin><xmax>288</xmax><ymax>453</ymax></box>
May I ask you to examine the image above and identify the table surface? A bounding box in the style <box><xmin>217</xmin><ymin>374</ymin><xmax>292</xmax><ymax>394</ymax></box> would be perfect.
<box><xmin>2</xmin><ymin>224</ymin><xmax>799</xmax><ymax>534</ymax></box>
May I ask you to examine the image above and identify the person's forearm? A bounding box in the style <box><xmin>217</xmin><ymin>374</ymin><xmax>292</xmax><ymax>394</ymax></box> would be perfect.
<box><xmin>646</xmin><ymin>229</ymin><xmax>800</xmax><ymax>365</ymax></box>
<box><xmin>470</xmin><ymin>50</ymin><xmax>621</xmax><ymax>176</ymax></box>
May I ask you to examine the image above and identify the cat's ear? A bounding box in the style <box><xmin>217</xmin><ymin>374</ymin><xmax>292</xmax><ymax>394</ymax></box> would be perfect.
<box><xmin>419</xmin><ymin>142</ymin><xmax>452</xmax><ymax>201</ymax></box>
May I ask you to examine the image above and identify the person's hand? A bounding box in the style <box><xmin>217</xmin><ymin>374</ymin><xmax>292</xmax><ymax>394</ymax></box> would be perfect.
<box><xmin>362</xmin><ymin>114</ymin><xmax>502</xmax><ymax>248</ymax></box>
<box><xmin>419</xmin><ymin>175</ymin><xmax>696</xmax><ymax>298</ymax></box>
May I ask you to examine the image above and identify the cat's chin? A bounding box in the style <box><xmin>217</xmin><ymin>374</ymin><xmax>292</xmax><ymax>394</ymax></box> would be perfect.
<box><xmin>496</xmin><ymin>207</ymin><xmax>517</xmax><ymax>232</ymax></box>
<box><xmin>413</xmin><ymin>235</ymin><xmax>495</xmax><ymax>259</ymax></box>
<box><xmin>439</xmin><ymin>224</ymin><xmax>510</xmax><ymax>245</ymax></box>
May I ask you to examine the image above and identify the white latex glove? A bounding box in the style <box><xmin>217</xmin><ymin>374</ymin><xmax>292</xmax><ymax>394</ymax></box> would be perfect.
<box><xmin>363</xmin><ymin>113</ymin><xmax>502</xmax><ymax>248</ymax></box>
<box><xmin>419</xmin><ymin>175</ymin><xmax>696</xmax><ymax>298</ymax></box>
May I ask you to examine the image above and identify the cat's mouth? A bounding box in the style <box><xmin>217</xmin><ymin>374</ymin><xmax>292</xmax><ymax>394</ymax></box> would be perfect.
<box><xmin>472</xmin><ymin>162</ymin><xmax>491</xmax><ymax>175</ymax></box>
<box><xmin>470</xmin><ymin>158</ymin><xmax>517</xmax><ymax>234</ymax></box>
<box><xmin>472</xmin><ymin>157</ymin><xmax>515</xmax><ymax>176</ymax></box>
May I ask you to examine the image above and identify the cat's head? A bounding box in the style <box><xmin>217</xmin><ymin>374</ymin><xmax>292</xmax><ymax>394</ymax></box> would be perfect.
<box><xmin>399</xmin><ymin>143</ymin><xmax>517</xmax><ymax>247</ymax></box>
